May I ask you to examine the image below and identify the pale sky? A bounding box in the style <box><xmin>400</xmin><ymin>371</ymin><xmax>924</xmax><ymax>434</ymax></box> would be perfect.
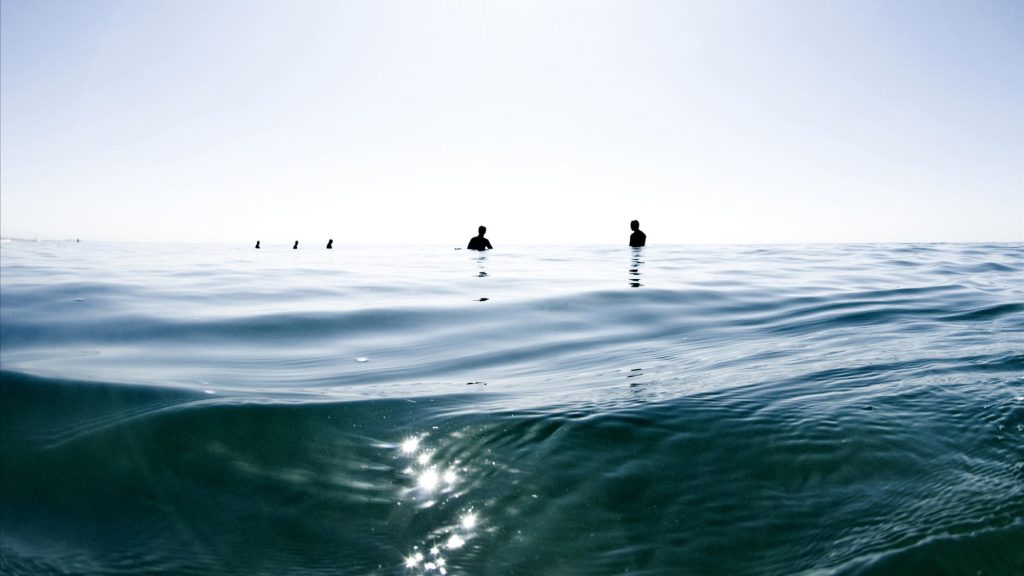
<box><xmin>1</xmin><ymin>0</ymin><xmax>1021</xmax><ymax>245</ymax></box>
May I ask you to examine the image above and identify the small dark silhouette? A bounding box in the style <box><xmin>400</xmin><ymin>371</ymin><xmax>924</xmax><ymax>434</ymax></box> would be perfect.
<box><xmin>467</xmin><ymin>226</ymin><xmax>493</xmax><ymax>251</ymax></box>
<box><xmin>293</xmin><ymin>241</ymin><xmax>299</xmax><ymax>249</ymax></box>
<box><xmin>255</xmin><ymin>240</ymin><xmax>261</xmax><ymax>249</ymax></box>
<box><xmin>326</xmin><ymin>239</ymin><xmax>333</xmax><ymax>249</ymax></box>
<box><xmin>629</xmin><ymin>220</ymin><xmax>646</xmax><ymax>247</ymax></box>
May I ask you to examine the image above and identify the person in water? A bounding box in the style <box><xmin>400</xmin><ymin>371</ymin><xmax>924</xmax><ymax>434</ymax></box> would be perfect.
<box><xmin>467</xmin><ymin>226</ymin><xmax>493</xmax><ymax>251</ymax></box>
<box><xmin>629</xmin><ymin>220</ymin><xmax>646</xmax><ymax>247</ymax></box>
<box><xmin>326</xmin><ymin>239</ymin><xmax>333</xmax><ymax>249</ymax></box>
<box><xmin>255</xmin><ymin>240</ymin><xmax>261</xmax><ymax>249</ymax></box>
<box><xmin>293</xmin><ymin>241</ymin><xmax>299</xmax><ymax>249</ymax></box>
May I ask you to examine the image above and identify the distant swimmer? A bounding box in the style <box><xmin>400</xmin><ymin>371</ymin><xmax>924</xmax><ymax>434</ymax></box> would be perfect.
<box><xmin>629</xmin><ymin>220</ymin><xmax>646</xmax><ymax>247</ymax></box>
<box><xmin>293</xmin><ymin>241</ymin><xmax>299</xmax><ymax>249</ymax></box>
<box><xmin>467</xmin><ymin>226</ymin><xmax>493</xmax><ymax>251</ymax></box>
<box><xmin>255</xmin><ymin>240</ymin><xmax>261</xmax><ymax>249</ymax></box>
<box><xmin>326</xmin><ymin>239</ymin><xmax>333</xmax><ymax>249</ymax></box>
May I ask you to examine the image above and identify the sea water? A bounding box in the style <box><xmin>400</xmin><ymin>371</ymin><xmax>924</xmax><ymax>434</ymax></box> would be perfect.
<box><xmin>1</xmin><ymin>240</ymin><xmax>1021</xmax><ymax>575</ymax></box>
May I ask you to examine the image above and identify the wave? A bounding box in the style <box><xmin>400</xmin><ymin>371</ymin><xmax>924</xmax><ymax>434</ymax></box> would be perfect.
<box><xmin>3</xmin><ymin>368</ymin><xmax>1023</xmax><ymax>575</ymax></box>
<box><xmin>2</xmin><ymin>242</ymin><xmax>1022</xmax><ymax>575</ymax></box>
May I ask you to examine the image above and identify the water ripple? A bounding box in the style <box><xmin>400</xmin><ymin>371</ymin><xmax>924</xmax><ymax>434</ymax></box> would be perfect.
<box><xmin>2</xmin><ymin>242</ymin><xmax>1022</xmax><ymax>575</ymax></box>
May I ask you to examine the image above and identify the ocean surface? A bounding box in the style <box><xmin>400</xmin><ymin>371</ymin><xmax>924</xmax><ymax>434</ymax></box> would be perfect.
<box><xmin>1</xmin><ymin>240</ymin><xmax>1022</xmax><ymax>576</ymax></box>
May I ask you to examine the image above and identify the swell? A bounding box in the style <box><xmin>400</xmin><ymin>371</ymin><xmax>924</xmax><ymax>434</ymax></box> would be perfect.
<box><xmin>2</xmin><ymin>243</ymin><xmax>1022</xmax><ymax>575</ymax></box>
<box><xmin>3</xmin><ymin>278</ymin><xmax>1021</xmax><ymax>396</ymax></box>
<box><xmin>4</xmin><ymin>369</ymin><xmax>1022</xmax><ymax>575</ymax></box>
<box><xmin>0</xmin><ymin>371</ymin><xmax>461</xmax><ymax>576</ymax></box>
<box><xmin>6</xmin><ymin>282</ymin><xmax>1018</xmax><ymax>343</ymax></box>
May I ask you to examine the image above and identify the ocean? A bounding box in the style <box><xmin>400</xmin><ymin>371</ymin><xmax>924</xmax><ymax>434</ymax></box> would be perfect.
<box><xmin>1</xmin><ymin>240</ymin><xmax>1021</xmax><ymax>575</ymax></box>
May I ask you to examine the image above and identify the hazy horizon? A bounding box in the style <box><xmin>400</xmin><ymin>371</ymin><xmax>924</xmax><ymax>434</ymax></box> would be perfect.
<box><xmin>2</xmin><ymin>0</ymin><xmax>1022</xmax><ymax>245</ymax></box>
<box><xmin>3</xmin><ymin>236</ymin><xmax>1022</xmax><ymax>249</ymax></box>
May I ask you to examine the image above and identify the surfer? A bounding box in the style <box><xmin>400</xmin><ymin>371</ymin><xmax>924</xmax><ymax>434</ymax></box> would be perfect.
<box><xmin>293</xmin><ymin>241</ymin><xmax>299</xmax><ymax>249</ymax></box>
<box><xmin>255</xmin><ymin>240</ymin><xmax>261</xmax><ymax>249</ymax></box>
<box><xmin>467</xmin><ymin>226</ymin><xmax>493</xmax><ymax>251</ymax></box>
<box><xmin>326</xmin><ymin>239</ymin><xmax>333</xmax><ymax>249</ymax></box>
<box><xmin>629</xmin><ymin>220</ymin><xmax>646</xmax><ymax>247</ymax></box>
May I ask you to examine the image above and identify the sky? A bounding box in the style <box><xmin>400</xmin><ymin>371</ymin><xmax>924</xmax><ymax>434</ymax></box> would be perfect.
<box><xmin>1</xmin><ymin>0</ymin><xmax>1021</xmax><ymax>245</ymax></box>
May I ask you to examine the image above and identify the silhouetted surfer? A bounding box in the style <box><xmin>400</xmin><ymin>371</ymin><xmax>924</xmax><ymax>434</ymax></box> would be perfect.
<box><xmin>629</xmin><ymin>220</ymin><xmax>646</xmax><ymax>247</ymax></box>
<box><xmin>293</xmin><ymin>241</ymin><xmax>299</xmax><ymax>249</ymax></box>
<box><xmin>467</xmin><ymin>226</ymin><xmax>492</xmax><ymax>251</ymax></box>
<box><xmin>326</xmin><ymin>239</ymin><xmax>333</xmax><ymax>249</ymax></box>
<box><xmin>255</xmin><ymin>240</ymin><xmax>261</xmax><ymax>249</ymax></box>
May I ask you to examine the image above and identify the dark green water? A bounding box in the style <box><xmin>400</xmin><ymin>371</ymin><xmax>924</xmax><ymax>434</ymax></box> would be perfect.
<box><xmin>1</xmin><ymin>242</ymin><xmax>1022</xmax><ymax>574</ymax></box>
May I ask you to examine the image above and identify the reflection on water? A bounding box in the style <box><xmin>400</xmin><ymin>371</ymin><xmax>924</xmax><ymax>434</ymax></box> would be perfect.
<box><xmin>475</xmin><ymin>254</ymin><xmax>488</xmax><ymax>278</ymax></box>
<box><xmin>629</xmin><ymin>248</ymin><xmax>644</xmax><ymax>287</ymax></box>
<box><xmin>627</xmin><ymin>367</ymin><xmax>644</xmax><ymax>387</ymax></box>
<box><xmin>475</xmin><ymin>254</ymin><xmax>489</xmax><ymax>303</ymax></box>
<box><xmin>396</xmin><ymin>434</ymin><xmax>482</xmax><ymax>575</ymax></box>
